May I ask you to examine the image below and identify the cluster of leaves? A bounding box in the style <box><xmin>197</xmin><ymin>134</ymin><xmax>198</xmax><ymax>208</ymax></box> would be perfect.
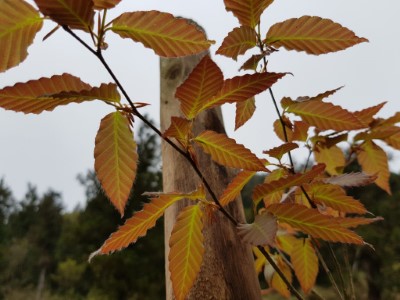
<box><xmin>1</xmin><ymin>0</ymin><xmax>399</xmax><ymax>299</ymax></box>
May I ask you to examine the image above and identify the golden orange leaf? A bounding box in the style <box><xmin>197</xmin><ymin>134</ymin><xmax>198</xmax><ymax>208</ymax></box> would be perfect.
<box><xmin>0</xmin><ymin>73</ymin><xmax>108</xmax><ymax>114</ymax></box>
<box><xmin>163</xmin><ymin>117</ymin><xmax>192</xmax><ymax>149</ymax></box>
<box><xmin>169</xmin><ymin>205</ymin><xmax>204</xmax><ymax>300</ymax></box>
<box><xmin>0</xmin><ymin>0</ymin><xmax>43</xmax><ymax>72</ymax></box>
<box><xmin>34</xmin><ymin>0</ymin><xmax>94</xmax><ymax>31</ymax></box>
<box><xmin>281</xmin><ymin>87</ymin><xmax>343</xmax><ymax>109</ymax></box>
<box><xmin>357</xmin><ymin>141</ymin><xmax>391</xmax><ymax>194</ymax></box>
<box><xmin>286</xmin><ymin>101</ymin><xmax>365</xmax><ymax>131</ymax></box>
<box><xmin>111</xmin><ymin>11</ymin><xmax>214</xmax><ymax>57</ymax></box>
<box><xmin>386</xmin><ymin>132</ymin><xmax>400</xmax><ymax>150</ymax></box>
<box><xmin>291</xmin><ymin>238</ymin><xmax>318</xmax><ymax>294</ymax></box>
<box><xmin>220</xmin><ymin>170</ymin><xmax>256</xmax><ymax>206</ymax></box>
<box><xmin>353</xmin><ymin>102</ymin><xmax>386</xmax><ymax>126</ymax></box>
<box><xmin>175</xmin><ymin>55</ymin><xmax>223</xmax><ymax>120</ymax></box>
<box><xmin>253</xmin><ymin>164</ymin><xmax>325</xmax><ymax>203</ymax></box>
<box><xmin>354</xmin><ymin>126</ymin><xmax>400</xmax><ymax>142</ymax></box>
<box><xmin>265</xmin><ymin>16</ymin><xmax>368</xmax><ymax>55</ymax></box>
<box><xmin>237</xmin><ymin>212</ymin><xmax>277</xmax><ymax>246</ymax></box>
<box><xmin>263</xmin><ymin>142</ymin><xmax>298</xmax><ymax>160</ymax></box>
<box><xmin>336</xmin><ymin>216</ymin><xmax>383</xmax><ymax>229</ymax></box>
<box><xmin>92</xmin><ymin>187</ymin><xmax>206</xmax><ymax>257</ymax></box>
<box><xmin>235</xmin><ymin>97</ymin><xmax>256</xmax><ymax>130</ymax></box>
<box><xmin>276</xmin><ymin>234</ymin><xmax>297</xmax><ymax>255</ymax></box>
<box><xmin>224</xmin><ymin>0</ymin><xmax>274</xmax><ymax>28</ymax></box>
<box><xmin>50</xmin><ymin>83</ymin><xmax>121</xmax><ymax>103</ymax></box>
<box><xmin>269</xmin><ymin>257</ymin><xmax>292</xmax><ymax>298</ymax></box>
<box><xmin>94</xmin><ymin>111</ymin><xmax>138</xmax><ymax>216</ymax></box>
<box><xmin>292</xmin><ymin>121</ymin><xmax>310</xmax><ymax>142</ymax></box>
<box><xmin>313</xmin><ymin>144</ymin><xmax>345</xmax><ymax>175</ymax></box>
<box><xmin>200</xmin><ymin>72</ymin><xmax>286</xmax><ymax>112</ymax></box>
<box><xmin>239</xmin><ymin>53</ymin><xmax>270</xmax><ymax>71</ymax></box>
<box><xmin>273</xmin><ymin>117</ymin><xmax>293</xmax><ymax>142</ymax></box>
<box><xmin>267</xmin><ymin>203</ymin><xmax>364</xmax><ymax>244</ymax></box>
<box><xmin>216</xmin><ymin>26</ymin><xmax>257</xmax><ymax>60</ymax></box>
<box><xmin>260</xmin><ymin>168</ymin><xmax>288</xmax><ymax>207</ymax></box>
<box><xmin>310</xmin><ymin>183</ymin><xmax>366</xmax><ymax>214</ymax></box>
<box><xmin>194</xmin><ymin>130</ymin><xmax>266</xmax><ymax>171</ymax></box>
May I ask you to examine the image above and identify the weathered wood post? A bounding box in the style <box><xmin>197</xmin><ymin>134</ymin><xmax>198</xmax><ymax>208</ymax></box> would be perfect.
<box><xmin>160</xmin><ymin>48</ymin><xmax>262</xmax><ymax>299</ymax></box>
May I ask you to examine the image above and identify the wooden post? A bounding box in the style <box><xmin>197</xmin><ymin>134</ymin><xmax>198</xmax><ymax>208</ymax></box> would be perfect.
<box><xmin>160</xmin><ymin>51</ymin><xmax>262</xmax><ymax>299</ymax></box>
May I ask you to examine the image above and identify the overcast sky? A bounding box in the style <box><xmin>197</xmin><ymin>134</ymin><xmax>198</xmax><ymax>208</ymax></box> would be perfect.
<box><xmin>1</xmin><ymin>0</ymin><xmax>399</xmax><ymax>210</ymax></box>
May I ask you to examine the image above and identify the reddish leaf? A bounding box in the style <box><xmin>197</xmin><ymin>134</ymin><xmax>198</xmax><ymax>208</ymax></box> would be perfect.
<box><xmin>34</xmin><ymin>0</ymin><xmax>94</xmax><ymax>31</ymax></box>
<box><xmin>163</xmin><ymin>117</ymin><xmax>192</xmax><ymax>149</ymax></box>
<box><xmin>235</xmin><ymin>97</ymin><xmax>256</xmax><ymax>130</ymax></box>
<box><xmin>92</xmin><ymin>187</ymin><xmax>205</xmax><ymax>257</ymax></box>
<box><xmin>0</xmin><ymin>73</ymin><xmax>106</xmax><ymax>114</ymax></box>
<box><xmin>253</xmin><ymin>164</ymin><xmax>325</xmax><ymax>202</ymax></box>
<box><xmin>201</xmin><ymin>72</ymin><xmax>285</xmax><ymax>111</ymax></box>
<box><xmin>292</xmin><ymin>121</ymin><xmax>310</xmax><ymax>142</ymax></box>
<box><xmin>169</xmin><ymin>205</ymin><xmax>204</xmax><ymax>300</ymax></box>
<box><xmin>357</xmin><ymin>141</ymin><xmax>391</xmax><ymax>194</ymax></box>
<box><xmin>313</xmin><ymin>145</ymin><xmax>345</xmax><ymax>175</ymax></box>
<box><xmin>336</xmin><ymin>216</ymin><xmax>383</xmax><ymax>229</ymax></box>
<box><xmin>386</xmin><ymin>132</ymin><xmax>400</xmax><ymax>150</ymax></box>
<box><xmin>220</xmin><ymin>170</ymin><xmax>256</xmax><ymax>206</ymax></box>
<box><xmin>323</xmin><ymin>172</ymin><xmax>377</xmax><ymax>188</ymax></box>
<box><xmin>111</xmin><ymin>11</ymin><xmax>214</xmax><ymax>57</ymax></box>
<box><xmin>93</xmin><ymin>0</ymin><xmax>121</xmax><ymax>9</ymax></box>
<box><xmin>51</xmin><ymin>83</ymin><xmax>121</xmax><ymax>103</ymax></box>
<box><xmin>0</xmin><ymin>0</ymin><xmax>43</xmax><ymax>72</ymax></box>
<box><xmin>286</xmin><ymin>101</ymin><xmax>365</xmax><ymax>131</ymax></box>
<box><xmin>216</xmin><ymin>26</ymin><xmax>257</xmax><ymax>60</ymax></box>
<box><xmin>175</xmin><ymin>55</ymin><xmax>223</xmax><ymax>120</ymax></box>
<box><xmin>265</xmin><ymin>16</ymin><xmax>368</xmax><ymax>55</ymax></box>
<box><xmin>310</xmin><ymin>183</ymin><xmax>366</xmax><ymax>214</ymax></box>
<box><xmin>355</xmin><ymin>126</ymin><xmax>400</xmax><ymax>142</ymax></box>
<box><xmin>194</xmin><ymin>130</ymin><xmax>266</xmax><ymax>171</ymax></box>
<box><xmin>291</xmin><ymin>238</ymin><xmax>318</xmax><ymax>294</ymax></box>
<box><xmin>224</xmin><ymin>0</ymin><xmax>274</xmax><ymax>28</ymax></box>
<box><xmin>353</xmin><ymin>102</ymin><xmax>386</xmax><ymax>125</ymax></box>
<box><xmin>281</xmin><ymin>87</ymin><xmax>343</xmax><ymax>109</ymax></box>
<box><xmin>239</xmin><ymin>53</ymin><xmax>270</xmax><ymax>71</ymax></box>
<box><xmin>263</xmin><ymin>142</ymin><xmax>298</xmax><ymax>160</ymax></box>
<box><xmin>375</xmin><ymin>112</ymin><xmax>400</xmax><ymax>127</ymax></box>
<box><xmin>267</xmin><ymin>203</ymin><xmax>364</xmax><ymax>244</ymax></box>
<box><xmin>94</xmin><ymin>111</ymin><xmax>138</xmax><ymax>216</ymax></box>
<box><xmin>237</xmin><ymin>213</ymin><xmax>277</xmax><ymax>246</ymax></box>
<box><xmin>273</xmin><ymin>117</ymin><xmax>293</xmax><ymax>142</ymax></box>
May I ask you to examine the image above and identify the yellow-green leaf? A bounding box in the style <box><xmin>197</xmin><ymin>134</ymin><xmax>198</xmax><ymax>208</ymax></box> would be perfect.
<box><xmin>216</xmin><ymin>26</ymin><xmax>257</xmax><ymax>60</ymax></box>
<box><xmin>237</xmin><ymin>212</ymin><xmax>277</xmax><ymax>246</ymax></box>
<box><xmin>357</xmin><ymin>141</ymin><xmax>391</xmax><ymax>194</ymax></box>
<box><xmin>175</xmin><ymin>55</ymin><xmax>223</xmax><ymax>120</ymax></box>
<box><xmin>224</xmin><ymin>0</ymin><xmax>274</xmax><ymax>28</ymax></box>
<box><xmin>313</xmin><ymin>144</ymin><xmax>345</xmax><ymax>175</ymax></box>
<box><xmin>169</xmin><ymin>205</ymin><xmax>204</xmax><ymax>300</ymax></box>
<box><xmin>111</xmin><ymin>11</ymin><xmax>214</xmax><ymax>57</ymax></box>
<box><xmin>0</xmin><ymin>73</ymin><xmax>102</xmax><ymax>114</ymax></box>
<box><xmin>163</xmin><ymin>117</ymin><xmax>192</xmax><ymax>149</ymax></box>
<box><xmin>194</xmin><ymin>130</ymin><xmax>266</xmax><ymax>171</ymax></box>
<box><xmin>34</xmin><ymin>0</ymin><xmax>94</xmax><ymax>31</ymax></box>
<box><xmin>286</xmin><ymin>101</ymin><xmax>365</xmax><ymax>131</ymax></box>
<box><xmin>220</xmin><ymin>170</ymin><xmax>256</xmax><ymax>206</ymax></box>
<box><xmin>91</xmin><ymin>187</ymin><xmax>205</xmax><ymax>257</ymax></box>
<box><xmin>291</xmin><ymin>238</ymin><xmax>318</xmax><ymax>294</ymax></box>
<box><xmin>0</xmin><ymin>0</ymin><xmax>43</xmax><ymax>72</ymax></box>
<box><xmin>267</xmin><ymin>203</ymin><xmax>364</xmax><ymax>244</ymax></box>
<box><xmin>235</xmin><ymin>97</ymin><xmax>256</xmax><ymax>130</ymax></box>
<box><xmin>94</xmin><ymin>111</ymin><xmax>138</xmax><ymax>216</ymax></box>
<box><xmin>265</xmin><ymin>16</ymin><xmax>368</xmax><ymax>55</ymax></box>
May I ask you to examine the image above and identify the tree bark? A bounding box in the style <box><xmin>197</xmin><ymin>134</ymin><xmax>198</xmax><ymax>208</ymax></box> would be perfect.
<box><xmin>160</xmin><ymin>51</ymin><xmax>262</xmax><ymax>299</ymax></box>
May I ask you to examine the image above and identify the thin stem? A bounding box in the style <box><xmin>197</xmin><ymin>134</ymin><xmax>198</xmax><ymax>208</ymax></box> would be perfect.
<box><xmin>344</xmin><ymin>246</ymin><xmax>356</xmax><ymax>300</ymax></box>
<box><xmin>327</xmin><ymin>244</ymin><xmax>348</xmax><ymax>299</ymax></box>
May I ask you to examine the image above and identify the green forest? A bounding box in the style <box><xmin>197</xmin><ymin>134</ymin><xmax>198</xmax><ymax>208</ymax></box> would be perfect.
<box><xmin>1</xmin><ymin>124</ymin><xmax>399</xmax><ymax>299</ymax></box>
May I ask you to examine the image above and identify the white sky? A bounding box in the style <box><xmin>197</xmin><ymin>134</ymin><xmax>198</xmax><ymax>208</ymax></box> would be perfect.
<box><xmin>1</xmin><ymin>0</ymin><xmax>399</xmax><ymax>210</ymax></box>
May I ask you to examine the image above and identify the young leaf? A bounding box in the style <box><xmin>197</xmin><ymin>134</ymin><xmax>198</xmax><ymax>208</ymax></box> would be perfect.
<box><xmin>313</xmin><ymin>145</ymin><xmax>345</xmax><ymax>175</ymax></box>
<box><xmin>263</xmin><ymin>142</ymin><xmax>298</xmax><ymax>160</ymax></box>
<box><xmin>253</xmin><ymin>164</ymin><xmax>325</xmax><ymax>203</ymax></box>
<box><xmin>194</xmin><ymin>130</ymin><xmax>266</xmax><ymax>171</ymax></box>
<box><xmin>267</xmin><ymin>203</ymin><xmax>364</xmax><ymax>244</ymax></box>
<box><xmin>169</xmin><ymin>205</ymin><xmax>204</xmax><ymax>300</ymax></box>
<box><xmin>224</xmin><ymin>0</ymin><xmax>274</xmax><ymax>28</ymax></box>
<box><xmin>237</xmin><ymin>212</ymin><xmax>277</xmax><ymax>246</ymax></box>
<box><xmin>93</xmin><ymin>0</ymin><xmax>121</xmax><ymax>10</ymax></box>
<box><xmin>357</xmin><ymin>141</ymin><xmax>391</xmax><ymax>194</ymax></box>
<box><xmin>322</xmin><ymin>172</ymin><xmax>377</xmax><ymax>187</ymax></box>
<box><xmin>200</xmin><ymin>72</ymin><xmax>285</xmax><ymax>112</ymax></box>
<box><xmin>0</xmin><ymin>73</ymin><xmax>105</xmax><ymax>114</ymax></box>
<box><xmin>34</xmin><ymin>0</ymin><xmax>94</xmax><ymax>32</ymax></box>
<box><xmin>353</xmin><ymin>102</ymin><xmax>386</xmax><ymax>125</ymax></box>
<box><xmin>239</xmin><ymin>53</ymin><xmax>269</xmax><ymax>71</ymax></box>
<box><xmin>175</xmin><ymin>55</ymin><xmax>223</xmax><ymax>120</ymax></box>
<box><xmin>94</xmin><ymin>111</ymin><xmax>138</xmax><ymax>216</ymax></box>
<box><xmin>220</xmin><ymin>170</ymin><xmax>256</xmax><ymax>206</ymax></box>
<box><xmin>286</xmin><ymin>101</ymin><xmax>365</xmax><ymax>131</ymax></box>
<box><xmin>291</xmin><ymin>238</ymin><xmax>318</xmax><ymax>294</ymax></box>
<box><xmin>216</xmin><ymin>26</ymin><xmax>257</xmax><ymax>60</ymax></box>
<box><xmin>0</xmin><ymin>0</ymin><xmax>43</xmax><ymax>73</ymax></box>
<box><xmin>50</xmin><ymin>83</ymin><xmax>121</xmax><ymax>103</ymax></box>
<box><xmin>265</xmin><ymin>16</ymin><xmax>368</xmax><ymax>55</ymax></box>
<box><xmin>92</xmin><ymin>187</ymin><xmax>205</xmax><ymax>256</ymax></box>
<box><xmin>310</xmin><ymin>183</ymin><xmax>366</xmax><ymax>214</ymax></box>
<box><xmin>163</xmin><ymin>117</ymin><xmax>192</xmax><ymax>149</ymax></box>
<box><xmin>235</xmin><ymin>97</ymin><xmax>256</xmax><ymax>130</ymax></box>
<box><xmin>111</xmin><ymin>11</ymin><xmax>214</xmax><ymax>57</ymax></box>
